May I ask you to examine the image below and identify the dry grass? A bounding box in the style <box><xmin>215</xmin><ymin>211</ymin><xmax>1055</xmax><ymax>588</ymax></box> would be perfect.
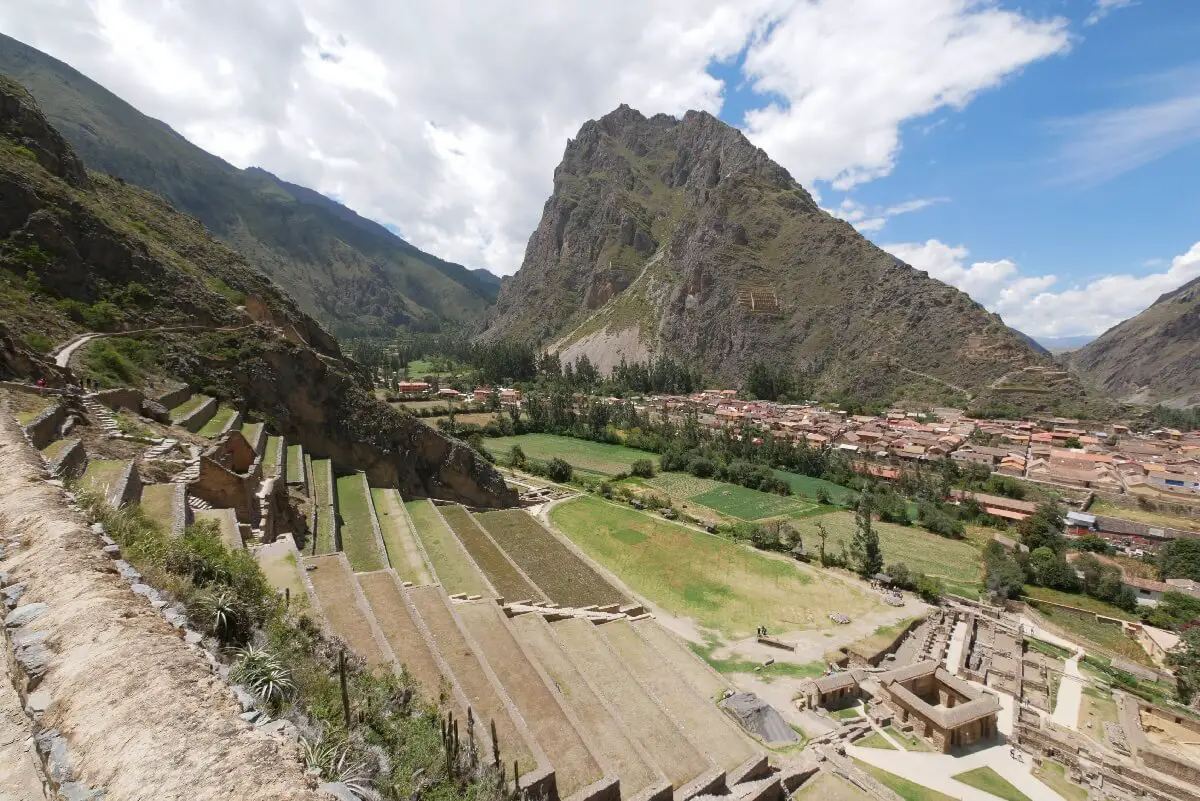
<box><xmin>138</xmin><ymin>483</ymin><xmax>178</xmax><ymax>532</ymax></box>
<box><xmin>80</xmin><ymin>458</ymin><xmax>127</xmax><ymax>500</ymax></box>
<box><xmin>355</xmin><ymin>570</ymin><xmax>443</xmax><ymax>698</ymax></box>
<box><xmin>302</xmin><ymin>554</ymin><xmax>386</xmax><ymax>667</ymax></box>
<box><xmin>371</xmin><ymin>488</ymin><xmax>433</xmax><ymax>584</ymax></box>
<box><xmin>405</xmin><ymin>500</ymin><xmax>488</xmax><ymax>596</ymax></box>
<box><xmin>439</xmin><ymin>506</ymin><xmax>542</xmax><ymax>602</ymax></box>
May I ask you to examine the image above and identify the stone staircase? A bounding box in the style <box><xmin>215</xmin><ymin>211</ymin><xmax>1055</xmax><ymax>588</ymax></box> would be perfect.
<box><xmin>144</xmin><ymin>438</ymin><xmax>180</xmax><ymax>459</ymax></box>
<box><xmin>83</xmin><ymin>394</ymin><xmax>121</xmax><ymax>438</ymax></box>
<box><xmin>187</xmin><ymin>494</ymin><xmax>213</xmax><ymax>511</ymax></box>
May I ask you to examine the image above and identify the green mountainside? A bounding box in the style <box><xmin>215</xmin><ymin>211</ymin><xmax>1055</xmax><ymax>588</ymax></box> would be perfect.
<box><xmin>0</xmin><ymin>33</ymin><xmax>495</xmax><ymax>338</ymax></box>
<box><xmin>484</xmin><ymin>105</ymin><xmax>1099</xmax><ymax>413</ymax></box>
<box><xmin>1070</xmin><ymin>274</ymin><xmax>1200</xmax><ymax>407</ymax></box>
<box><xmin>0</xmin><ymin>73</ymin><xmax>512</xmax><ymax>506</ymax></box>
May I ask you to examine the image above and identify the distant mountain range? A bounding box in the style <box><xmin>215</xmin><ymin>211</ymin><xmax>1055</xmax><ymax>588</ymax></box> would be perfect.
<box><xmin>0</xmin><ymin>33</ymin><xmax>495</xmax><ymax>339</ymax></box>
<box><xmin>1033</xmin><ymin>334</ymin><xmax>1096</xmax><ymax>353</ymax></box>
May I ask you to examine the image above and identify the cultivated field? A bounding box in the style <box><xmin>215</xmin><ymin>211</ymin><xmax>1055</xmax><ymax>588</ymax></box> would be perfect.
<box><xmin>552</xmin><ymin>617</ymin><xmax>711</xmax><ymax>790</ymax></box>
<box><xmin>405</xmin><ymin>500</ymin><xmax>489</xmax><ymax>596</ymax></box>
<box><xmin>789</xmin><ymin>511</ymin><xmax>983</xmax><ymax>582</ymax></box>
<box><xmin>336</xmin><ymin>473</ymin><xmax>386</xmax><ymax>572</ymax></box>
<box><xmin>197</xmin><ymin>404</ymin><xmax>236</xmax><ymax>437</ymax></box>
<box><xmin>483</xmin><ymin>434</ymin><xmax>659</xmax><ymax>476</ymax></box>
<box><xmin>356</xmin><ymin>570</ymin><xmax>443</xmax><ymax>697</ymax></box>
<box><xmin>773</xmin><ymin>470</ymin><xmax>858</xmax><ymax>505</ymax></box>
<box><xmin>262</xmin><ymin>435</ymin><xmax>281</xmax><ymax>473</ymax></box>
<box><xmin>632</xmin><ymin>617</ymin><xmax>727</xmax><ymax>700</ymax></box>
<box><xmin>510</xmin><ymin>614</ymin><xmax>662</xmax><ymax>799</ymax></box>
<box><xmin>457</xmin><ymin>602</ymin><xmax>603</xmax><ymax>798</ymax></box>
<box><xmin>391</xmin><ymin>399</ymin><xmax>453</xmax><ymax>411</ymax></box>
<box><xmin>474</xmin><ymin>509</ymin><xmax>625</xmax><ymax>607</ymax></box>
<box><xmin>429</xmin><ymin>412</ymin><xmax>497</xmax><ymax>427</ymax></box>
<box><xmin>439</xmin><ymin>506</ymin><xmax>543</xmax><ymax>602</ymax></box>
<box><xmin>80</xmin><ymin>459</ymin><xmax>127</xmax><ymax>500</ymax></box>
<box><xmin>406</xmin><ymin>586</ymin><xmax>537</xmax><ymax>774</ymax></box>
<box><xmin>549</xmin><ymin>497</ymin><xmax>876</xmax><ymax>638</ymax></box>
<box><xmin>644</xmin><ymin>473</ymin><xmax>820</xmax><ymax>521</ymax></box>
<box><xmin>310</xmin><ymin>458</ymin><xmax>335</xmax><ymax>555</ymax></box>
<box><xmin>371</xmin><ymin>489</ymin><xmax>434</xmax><ymax>584</ymax></box>
<box><xmin>303</xmin><ymin>554</ymin><xmax>387</xmax><ymax>667</ymax></box>
<box><xmin>1022</xmin><ymin>585</ymin><xmax>1139</xmax><ymax>621</ymax></box>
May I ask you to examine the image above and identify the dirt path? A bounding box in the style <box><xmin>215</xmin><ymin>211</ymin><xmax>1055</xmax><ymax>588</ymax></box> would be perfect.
<box><xmin>0</xmin><ymin>408</ymin><xmax>322</xmax><ymax>801</ymax></box>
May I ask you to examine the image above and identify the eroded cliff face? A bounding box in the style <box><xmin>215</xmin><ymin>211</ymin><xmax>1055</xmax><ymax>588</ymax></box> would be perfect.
<box><xmin>485</xmin><ymin>105</ymin><xmax>1060</xmax><ymax>405</ymax></box>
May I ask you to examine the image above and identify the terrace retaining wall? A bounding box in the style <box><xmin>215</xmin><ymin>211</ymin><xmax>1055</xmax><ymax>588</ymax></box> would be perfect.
<box><xmin>50</xmin><ymin>439</ymin><xmax>87</xmax><ymax>480</ymax></box>
<box><xmin>155</xmin><ymin>385</ymin><xmax>192</xmax><ymax>411</ymax></box>
<box><xmin>110</xmin><ymin>460</ymin><xmax>142</xmax><ymax>509</ymax></box>
<box><xmin>24</xmin><ymin>402</ymin><xmax>66</xmax><ymax>450</ymax></box>
<box><xmin>175</xmin><ymin>397</ymin><xmax>218</xmax><ymax>433</ymax></box>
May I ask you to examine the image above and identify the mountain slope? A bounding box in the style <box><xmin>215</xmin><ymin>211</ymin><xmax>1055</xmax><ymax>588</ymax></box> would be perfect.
<box><xmin>0</xmin><ymin>74</ymin><xmax>513</xmax><ymax>506</ymax></box>
<box><xmin>484</xmin><ymin>105</ymin><xmax>1082</xmax><ymax>409</ymax></box>
<box><xmin>0</xmin><ymin>33</ymin><xmax>495</xmax><ymax>338</ymax></box>
<box><xmin>1070</xmin><ymin>273</ymin><xmax>1200</xmax><ymax>407</ymax></box>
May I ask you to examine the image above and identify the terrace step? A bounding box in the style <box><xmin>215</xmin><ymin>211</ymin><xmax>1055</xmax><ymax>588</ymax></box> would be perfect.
<box><xmin>144</xmin><ymin>438</ymin><xmax>180</xmax><ymax>459</ymax></box>
<box><xmin>629</xmin><ymin>618</ymin><xmax>729</xmax><ymax>702</ymax></box>
<box><xmin>187</xmin><ymin>494</ymin><xmax>213</xmax><ymax>511</ymax></box>
<box><xmin>356</xmin><ymin>569</ymin><xmax>444</xmax><ymax>699</ymax></box>
<box><xmin>302</xmin><ymin>553</ymin><xmax>393</xmax><ymax>669</ymax></box>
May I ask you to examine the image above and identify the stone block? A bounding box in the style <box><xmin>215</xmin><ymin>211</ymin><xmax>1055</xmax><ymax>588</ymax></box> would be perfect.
<box><xmin>5</xmin><ymin>602</ymin><xmax>48</xmax><ymax>627</ymax></box>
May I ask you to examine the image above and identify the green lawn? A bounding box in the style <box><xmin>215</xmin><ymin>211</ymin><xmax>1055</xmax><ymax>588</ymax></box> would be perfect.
<box><xmin>286</xmin><ymin>444</ymin><xmax>304</xmax><ymax>485</ymax></box>
<box><xmin>548</xmin><ymin>496</ymin><xmax>877</xmax><ymax>638</ymax></box>
<box><xmin>310</xmin><ymin>459</ymin><xmax>335</xmax><ymax>555</ymax></box>
<box><xmin>263</xmin><ymin>436</ymin><xmax>282</xmax><ymax>474</ymax></box>
<box><xmin>951</xmin><ymin>767</ymin><xmax>1031</xmax><ymax>801</ymax></box>
<box><xmin>1032</xmin><ymin>760</ymin><xmax>1087</xmax><ymax>801</ymax></box>
<box><xmin>1022</xmin><ymin>585</ymin><xmax>1139</xmax><ymax>621</ymax></box>
<box><xmin>80</xmin><ymin>459</ymin><xmax>127</xmax><ymax>501</ymax></box>
<box><xmin>884</xmin><ymin>727</ymin><xmax>930</xmax><ymax>752</ymax></box>
<box><xmin>1032</xmin><ymin>603</ymin><xmax>1154</xmax><ymax>665</ymax></box>
<box><xmin>169</xmin><ymin>394</ymin><xmax>210</xmax><ymax>421</ymax></box>
<box><xmin>483</xmin><ymin>434</ymin><xmax>659</xmax><ymax>476</ymax></box>
<box><xmin>830</xmin><ymin>706</ymin><xmax>861</xmax><ymax>721</ymax></box>
<box><xmin>240</xmin><ymin>421</ymin><xmax>264</xmax><ymax>450</ymax></box>
<box><xmin>197</xmin><ymin>404</ymin><xmax>237</xmax><ymax>437</ymax></box>
<box><xmin>856</xmin><ymin>732</ymin><xmax>895</xmax><ymax>749</ymax></box>
<box><xmin>405</xmin><ymin>500</ymin><xmax>488</xmax><ymax>596</ymax></box>
<box><xmin>853</xmin><ymin>759</ymin><xmax>957</xmax><ymax>801</ymax></box>
<box><xmin>39</xmin><ymin>438</ymin><xmax>72</xmax><ymax>464</ymax></box>
<box><xmin>773</xmin><ymin>470</ymin><xmax>858</xmax><ymax>505</ymax></box>
<box><xmin>336</xmin><ymin>473</ymin><xmax>385</xmax><ymax>572</ymax></box>
<box><xmin>790</xmin><ymin>511</ymin><xmax>983</xmax><ymax>582</ymax></box>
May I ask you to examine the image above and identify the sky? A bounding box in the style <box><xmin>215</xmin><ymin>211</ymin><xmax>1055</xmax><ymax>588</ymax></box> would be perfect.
<box><xmin>1</xmin><ymin>0</ymin><xmax>1198</xmax><ymax>341</ymax></box>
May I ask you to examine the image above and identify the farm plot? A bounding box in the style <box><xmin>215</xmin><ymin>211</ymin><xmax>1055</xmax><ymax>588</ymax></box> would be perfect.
<box><xmin>1032</xmin><ymin>604</ymin><xmax>1153</xmax><ymax>666</ymax></box>
<box><xmin>310</xmin><ymin>458</ymin><xmax>336</xmax><ymax>555</ymax></box>
<box><xmin>483</xmin><ymin>434</ymin><xmax>659</xmax><ymax>476</ymax></box>
<box><xmin>552</xmin><ymin>617</ymin><xmax>712</xmax><ymax>790</ymax></box>
<box><xmin>405</xmin><ymin>500</ymin><xmax>489</xmax><ymax>596</ymax></box>
<box><xmin>457</xmin><ymin>602</ymin><xmax>603</xmax><ymax>799</ymax></box>
<box><xmin>285</xmin><ymin>444</ymin><xmax>304</xmax><ymax>485</ymax></box>
<box><xmin>406</xmin><ymin>586</ymin><xmax>537</xmax><ymax>774</ymax></box>
<box><xmin>197</xmin><ymin>404</ymin><xmax>237</xmax><ymax>437</ymax></box>
<box><xmin>600</xmin><ymin>619</ymin><xmax>756</xmax><ymax>773</ymax></box>
<box><xmin>336</xmin><ymin>473</ymin><xmax>386</xmax><ymax>572</ymax></box>
<box><xmin>356</xmin><ymin>570</ymin><xmax>443</xmax><ymax>697</ymax></box>
<box><xmin>691</xmin><ymin>483</ymin><xmax>818</xmax><ymax>521</ymax></box>
<box><xmin>303</xmin><ymin>554</ymin><xmax>387</xmax><ymax>667</ymax></box>
<box><xmin>474</xmin><ymin>509</ymin><xmax>624</xmax><ymax>607</ymax></box>
<box><xmin>773</xmin><ymin>470</ymin><xmax>858</xmax><ymax>505</ymax></box>
<box><xmin>511</xmin><ymin>614</ymin><xmax>662</xmax><ymax>799</ymax></box>
<box><xmin>262</xmin><ymin>435</ymin><xmax>281</xmax><ymax>474</ymax></box>
<box><xmin>371</xmin><ymin>489</ymin><xmax>433</xmax><ymax>584</ymax></box>
<box><xmin>439</xmin><ymin>506</ymin><xmax>543</xmax><ymax>603</ymax></box>
<box><xmin>789</xmin><ymin>511</ymin><xmax>982</xmax><ymax>583</ymax></box>
<box><xmin>549</xmin><ymin>497</ymin><xmax>875</xmax><ymax>638</ymax></box>
<box><xmin>80</xmin><ymin>459</ymin><xmax>127</xmax><ymax>501</ymax></box>
<box><xmin>631</xmin><ymin>617</ymin><xmax>727</xmax><ymax>700</ymax></box>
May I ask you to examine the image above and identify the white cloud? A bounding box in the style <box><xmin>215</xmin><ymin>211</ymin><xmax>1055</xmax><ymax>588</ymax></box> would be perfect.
<box><xmin>1085</xmin><ymin>0</ymin><xmax>1136</xmax><ymax>26</ymax></box>
<box><xmin>825</xmin><ymin>197</ymin><xmax>946</xmax><ymax>234</ymax></box>
<box><xmin>0</xmin><ymin>1</ymin><xmax>1068</xmax><ymax>274</ymax></box>
<box><xmin>883</xmin><ymin>239</ymin><xmax>1200</xmax><ymax>338</ymax></box>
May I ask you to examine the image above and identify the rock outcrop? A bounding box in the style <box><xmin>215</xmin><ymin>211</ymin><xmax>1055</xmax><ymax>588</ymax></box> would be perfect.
<box><xmin>484</xmin><ymin>105</ymin><xmax>1070</xmax><ymax>407</ymax></box>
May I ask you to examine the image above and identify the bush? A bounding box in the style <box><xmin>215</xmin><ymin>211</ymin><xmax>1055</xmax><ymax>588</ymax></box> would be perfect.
<box><xmin>630</xmin><ymin>458</ymin><xmax>655</xmax><ymax>478</ymax></box>
<box><xmin>23</xmin><ymin>331</ymin><xmax>52</xmax><ymax>354</ymax></box>
<box><xmin>545</xmin><ymin>457</ymin><xmax>573</xmax><ymax>483</ymax></box>
<box><xmin>81</xmin><ymin>300</ymin><xmax>124</xmax><ymax>330</ymax></box>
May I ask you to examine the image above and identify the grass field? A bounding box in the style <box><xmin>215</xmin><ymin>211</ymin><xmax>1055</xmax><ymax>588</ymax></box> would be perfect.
<box><xmin>263</xmin><ymin>435</ymin><xmax>281</xmax><ymax>473</ymax></box>
<box><xmin>405</xmin><ymin>500</ymin><xmax>489</xmax><ymax>596</ymax></box>
<box><xmin>11</xmin><ymin>394</ymin><xmax>52</xmax><ymax>425</ymax></box>
<box><xmin>139</xmin><ymin>483</ymin><xmax>177</xmax><ymax>532</ymax></box>
<box><xmin>371</xmin><ymin>489</ymin><xmax>434</xmax><ymax>584</ymax></box>
<box><xmin>195</xmin><ymin>508</ymin><xmax>241</xmax><ymax>551</ymax></box>
<box><xmin>336</xmin><ymin>473</ymin><xmax>386</xmax><ymax>572</ymax></box>
<box><xmin>853</xmin><ymin>759</ymin><xmax>956</xmax><ymax>801</ymax></box>
<box><xmin>790</xmin><ymin>512</ymin><xmax>982</xmax><ymax>582</ymax></box>
<box><xmin>773</xmin><ymin>470</ymin><xmax>858</xmax><ymax>505</ymax></box>
<box><xmin>483</xmin><ymin>434</ymin><xmax>658</xmax><ymax>476</ymax></box>
<box><xmin>951</xmin><ymin>767</ymin><xmax>1031</xmax><ymax>801</ymax></box>
<box><xmin>856</xmin><ymin>732</ymin><xmax>895</xmax><ymax>749</ymax></box>
<box><xmin>1022</xmin><ymin>585</ymin><xmax>1139</xmax><ymax>621</ymax></box>
<box><xmin>197</xmin><ymin>404</ymin><xmax>236</xmax><ymax>437</ymax></box>
<box><xmin>391</xmin><ymin>399</ymin><xmax>454</xmax><ymax>411</ymax></box>
<box><xmin>430</xmin><ymin>412</ymin><xmax>497</xmax><ymax>427</ymax></box>
<box><xmin>1032</xmin><ymin>603</ymin><xmax>1153</xmax><ymax>665</ymax></box>
<box><xmin>549</xmin><ymin>496</ymin><xmax>876</xmax><ymax>637</ymax></box>
<box><xmin>439</xmin><ymin>506</ymin><xmax>542</xmax><ymax>602</ymax></box>
<box><xmin>285</xmin><ymin>444</ymin><xmax>304</xmax><ymax>485</ymax></box>
<box><xmin>830</xmin><ymin>707</ymin><xmax>861</xmax><ymax>721</ymax></box>
<box><xmin>1090</xmin><ymin>497</ymin><xmax>1200</xmax><ymax>533</ymax></box>
<box><xmin>795</xmin><ymin>771</ymin><xmax>872</xmax><ymax>801</ymax></box>
<box><xmin>310</xmin><ymin>458</ymin><xmax>335</xmax><ymax>555</ymax></box>
<box><xmin>1032</xmin><ymin>760</ymin><xmax>1087</xmax><ymax>801</ymax></box>
<box><xmin>169</xmin><ymin>394</ymin><xmax>210</xmax><ymax>421</ymax></box>
<box><xmin>884</xmin><ymin>727</ymin><xmax>930</xmax><ymax>751</ymax></box>
<box><xmin>475</xmin><ymin>509</ymin><xmax>625</xmax><ymax>607</ymax></box>
<box><xmin>80</xmin><ymin>459</ymin><xmax>126</xmax><ymax>500</ymax></box>
<box><xmin>691</xmin><ymin>483</ymin><xmax>819</xmax><ymax>520</ymax></box>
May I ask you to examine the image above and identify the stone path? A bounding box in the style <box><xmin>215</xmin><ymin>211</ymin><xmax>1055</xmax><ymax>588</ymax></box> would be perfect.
<box><xmin>1051</xmin><ymin>649</ymin><xmax>1085</xmax><ymax>731</ymax></box>
<box><xmin>0</xmin><ymin>646</ymin><xmax>46</xmax><ymax>801</ymax></box>
<box><xmin>847</xmin><ymin>740</ymin><xmax>1057</xmax><ymax>801</ymax></box>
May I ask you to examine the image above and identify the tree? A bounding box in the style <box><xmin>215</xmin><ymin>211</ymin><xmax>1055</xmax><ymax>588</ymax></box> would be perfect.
<box><xmin>1168</xmin><ymin>627</ymin><xmax>1200</xmax><ymax>704</ymax></box>
<box><xmin>1159</xmin><ymin>539</ymin><xmax>1200</xmax><ymax>582</ymax></box>
<box><xmin>1146</xmin><ymin>591</ymin><xmax>1200</xmax><ymax>631</ymax></box>
<box><xmin>916</xmin><ymin>574</ymin><xmax>945</xmax><ymax>603</ymax></box>
<box><xmin>1077</xmin><ymin>534</ymin><xmax>1112</xmax><ymax>554</ymax></box>
<box><xmin>815</xmin><ymin>520</ymin><xmax>829</xmax><ymax>566</ymax></box>
<box><xmin>983</xmin><ymin>541</ymin><xmax>1026</xmax><ymax>600</ymax></box>
<box><xmin>815</xmin><ymin>486</ymin><xmax>831</xmax><ymax>505</ymax></box>
<box><xmin>1063</xmin><ymin>437</ymin><xmax>1082</xmax><ymax>449</ymax></box>
<box><xmin>851</xmin><ymin>494</ymin><xmax>883</xmax><ymax>576</ymax></box>
<box><xmin>546</xmin><ymin>458</ymin><xmax>573</xmax><ymax>483</ymax></box>
<box><xmin>630</xmin><ymin>459</ymin><xmax>655</xmax><ymax>478</ymax></box>
<box><xmin>1018</xmin><ymin>502</ymin><xmax>1067</xmax><ymax>554</ymax></box>
<box><xmin>507</xmin><ymin>445</ymin><xmax>526</xmax><ymax>468</ymax></box>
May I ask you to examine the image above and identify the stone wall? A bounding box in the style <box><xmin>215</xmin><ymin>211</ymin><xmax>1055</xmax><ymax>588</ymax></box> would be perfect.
<box><xmin>175</xmin><ymin>397</ymin><xmax>218</xmax><ymax>433</ymax></box>
<box><xmin>50</xmin><ymin>439</ymin><xmax>87</xmax><ymax>480</ymax></box>
<box><xmin>189</xmin><ymin>457</ymin><xmax>260</xmax><ymax>524</ymax></box>
<box><xmin>1140</xmin><ymin>744</ymin><xmax>1200</xmax><ymax>790</ymax></box>
<box><xmin>23</xmin><ymin>401</ymin><xmax>66</xmax><ymax>450</ymax></box>
<box><xmin>92</xmin><ymin>388</ymin><xmax>144</xmax><ymax>413</ymax></box>
<box><xmin>110</xmin><ymin>460</ymin><xmax>141</xmax><ymax>508</ymax></box>
<box><xmin>846</xmin><ymin>616</ymin><xmax>926</xmax><ymax>667</ymax></box>
<box><xmin>155</xmin><ymin>385</ymin><xmax>192</xmax><ymax>410</ymax></box>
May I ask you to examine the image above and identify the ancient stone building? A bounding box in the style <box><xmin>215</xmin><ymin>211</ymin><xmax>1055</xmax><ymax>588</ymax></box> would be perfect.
<box><xmin>877</xmin><ymin>661</ymin><xmax>1000</xmax><ymax>752</ymax></box>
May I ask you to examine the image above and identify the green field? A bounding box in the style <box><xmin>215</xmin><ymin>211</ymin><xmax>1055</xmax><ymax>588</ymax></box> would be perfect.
<box><xmin>336</xmin><ymin>473</ymin><xmax>385</xmax><ymax>572</ymax></box>
<box><xmin>39</xmin><ymin>438</ymin><xmax>71</xmax><ymax>463</ymax></box>
<box><xmin>310</xmin><ymin>458</ymin><xmax>335</xmax><ymax>554</ymax></box>
<box><xmin>262</xmin><ymin>436</ymin><xmax>281</xmax><ymax>474</ymax></box>
<box><xmin>169</xmin><ymin>394</ymin><xmax>210</xmax><ymax>421</ymax></box>
<box><xmin>405</xmin><ymin>500</ymin><xmax>488</xmax><ymax>596</ymax></box>
<box><xmin>197</xmin><ymin>404</ymin><xmax>236</xmax><ymax>437</ymax></box>
<box><xmin>884</xmin><ymin>727</ymin><xmax>930</xmax><ymax>751</ymax></box>
<box><xmin>640</xmin><ymin>472</ymin><xmax>821</xmax><ymax>521</ymax></box>
<box><xmin>80</xmin><ymin>459</ymin><xmax>127</xmax><ymax>500</ymax></box>
<box><xmin>790</xmin><ymin>511</ymin><xmax>982</xmax><ymax>582</ymax></box>
<box><xmin>1022</xmin><ymin>585</ymin><xmax>1139</xmax><ymax>621</ymax></box>
<box><xmin>286</xmin><ymin>444</ymin><xmax>304</xmax><ymax>485</ymax></box>
<box><xmin>548</xmin><ymin>496</ymin><xmax>876</xmax><ymax>637</ymax></box>
<box><xmin>856</xmin><ymin>731</ymin><xmax>894</xmax><ymax>749</ymax></box>
<box><xmin>773</xmin><ymin>470</ymin><xmax>858</xmax><ymax>505</ymax></box>
<box><xmin>483</xmin><ymin>434</ymin><xmax>659</xmax><ymax>476</ymax></box>
<box><xmin>952</xmin><ymin>767</ymin><xmax>1031</xmax><ymax>801</ymax></box>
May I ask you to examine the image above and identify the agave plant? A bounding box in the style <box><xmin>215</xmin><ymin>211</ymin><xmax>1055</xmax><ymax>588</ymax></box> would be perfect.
<box><xmin>194</xmin><ymin>588</ymin><xmax>245</xmax><ymax>642</ymax></box>
<box><xmin>299</xmin><ymin>735</ymin><xmax>373</xmax><ymax>799</ymax></box>
<box><xmin>232</xmin><ymin>645</ymin><xmax>294</xmax><ymax>703</ymax></box>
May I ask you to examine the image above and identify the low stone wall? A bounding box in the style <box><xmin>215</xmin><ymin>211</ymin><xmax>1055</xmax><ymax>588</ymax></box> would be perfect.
<box><xmin>92</xmin><ymin>388</ymin><xmax>144</xmax><ymax>413</ymax></box>
<box><xmin>175</xmin><ymin>397</ymin><xmax>218</xmax><ymax>433</ymax></box>
<box><xmin>170</xmin><ymin>483</ymin><xmax>192</xmax><ymax>537</ymax></box>
<box><xmin>23</xmin><ymin>402</ymin><xmax>66</xmax><ymax>450</ymax></box>
<box><xmin>1140</xmin><ymin>744</ymin><xmax>1200</xmax><ymax>791</ymax></box>
<box><xmin>847</xmin><ymin>616</ymin><xmax>926</xmax><ymax>667</ymax></box>
<box><xmin>222</xmin><ymin>410</ymin><xmax>243</xmax><ymax>438</ymax></box>
<box><xmin>155</xmin><ymin>385</ymin><xmax>192</xmax><ymax>410</ymax></box>
<box><xmin>362</xmin><ymin>472</ymin><xmax>390</xmax><ymax>569</ymax></box>
<box><xmin>50</xmin><ymin>439</ymin><xmax>87</xmax><ymax>480</ymax></box>
<box><xmin>110</xmin><ymin>460</ymin><xmax>142</xmax><ymax>509</ymax></box>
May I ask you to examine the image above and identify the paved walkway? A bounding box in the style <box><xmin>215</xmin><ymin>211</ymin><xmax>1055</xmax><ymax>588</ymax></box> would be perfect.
<box><xmin>1051</xmin><ymin>649</ymin><xmax>1085</xmax><ymax>731</ymax></box>
<box><xmin>848</xmin><ymin>740</ymin><xmax>1058</xmax><ymax>801</ymax></box>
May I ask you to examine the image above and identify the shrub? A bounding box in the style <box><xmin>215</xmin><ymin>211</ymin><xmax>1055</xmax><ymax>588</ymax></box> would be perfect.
<box><xmin>81</xmin><ymin>300</ymin><xmax>124</xmax><ymax>330</ymax></box>
<box><xmin>23</xmin><ymin>331</ymin><xmax>52</xmax><ymax>354</ymax></box>
<box><xmin>232</xmin><ymin>645</ymin><xmax>295</xmax><ymax>705</ymax></box>
<box><xmin>630</xmin><ymin>458</ymin><xmax>655</xmax><ymax>478</ymax></box>
<box><xmin>545</xmin><ymin>457</ymin><xmax>573</xmax><ymax>483</ymax></box>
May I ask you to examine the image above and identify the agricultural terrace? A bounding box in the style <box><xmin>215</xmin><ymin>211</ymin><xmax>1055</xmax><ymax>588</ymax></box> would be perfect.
<box><xmin>285</xmin><ymin>444</ymin><xmax>304</xmax><ymax>484</ymax></box>
<box><xmin>168</xmin><ymin>393</ymin><xmax>209</xmax><ymax>421</ymax></box>
<box><xmin>138</xmin><ymin>483</ymin><xmax>178</xmax><ymax>532</ymax></box>
<box><xmin>483</xmin><ymin>433</ymin><xmax>658</xmax><ymax>476</ymax></box>
<box><xmin>1021</xmin><ymin>585</ymin><xmax>1139</xmax><ymax>621</ymax></box>
<box><xmin>80</xmin><ymin>459</ymin><xmax>126</xmax><ymax>500</ymax></box>
<box><xmin>404</xmin><ymin>500</ymin><xmax>488</xmax><ymax>596</ymax></box>
<box><xmin>197</xmin><ymin>404</ymin><xmax>236</xmax><ymax>437</ymax></box>
<box><xmin>262</xmin><ymin>435</ymin><xmax>281</xmax><ymax>473</ymax></box>
<box><xmin>1031</xmin><ymin>603</ymin><xmax>1154</xmax><ymax>666</ymax></box>
<box><xmin>474</xmin><ymin>509</ymin><xmax>625</xmax><ymax>607</ymax></box>
<box><xmin>430</xmin><ymin>412</ymin><xmax>496</xmax><ymax>427</ymax></box>
<box><xmin>773</xmin><ymin>470</ymin><xmax>858</xmax><ymax>505</ymax></box>
<box><xmin>790</xmin><ymin>512</ymin><xmax>982</xmax><ymax>583</ymax></box>
<box><xmin>310</xmin><ymin>458</ymin><xmax>335</xmax><ymax>554</ymax></box>
<box><xmin>370</xmin><ymin>488</ymin><xmax>433</xmax><ymax>584</ymax></box>
<box><xmin>439</xmin><ymin>506</ymin><xmax>543</xmax><ymax>602</ymax></box>
<box><xmin>335</xmin><ymin>473</ymin><xmax>386</xmax><ymax>572</ymax></box>
<box><xmin>239</xmin><ymin>421</ymin><xmax>264</xmax><ymax>450</ymax></box>
<box><xmin>548</xmin><ymin>496</ymin><xmax>876</xmax><ymax>638</ymax></box>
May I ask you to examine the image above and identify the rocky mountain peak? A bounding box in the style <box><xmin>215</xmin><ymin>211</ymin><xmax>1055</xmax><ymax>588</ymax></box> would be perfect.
<box><xmin>0</xmin><ymin>75</ymin><xmax>87</xmax><ymax>187</ymax></box>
